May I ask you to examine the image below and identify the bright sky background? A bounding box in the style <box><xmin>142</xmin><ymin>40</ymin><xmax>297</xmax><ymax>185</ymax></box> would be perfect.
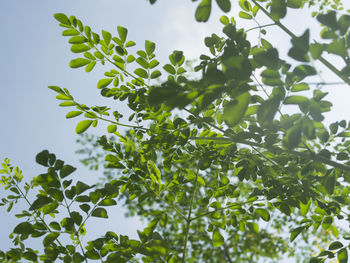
<box><xmin>1</xmin><ymin>0</ymin><xmax>350</xmax><ymax>258</ymax></box>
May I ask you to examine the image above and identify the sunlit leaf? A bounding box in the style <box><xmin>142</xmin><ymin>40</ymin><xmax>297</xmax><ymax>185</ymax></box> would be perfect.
<box><xmin>212</xmin><ymin>229</ymin><xmax>224</xmax><ymax>247</ymax></box>
<box><xmin>223</xmin><ymin>92</ymin><xmax>250</xmax><ymax>127</ymax></box>
<box><xmin>195</xmin><ymin>0</ymin><xmax>212</xmax><ymax>22</ymax></box>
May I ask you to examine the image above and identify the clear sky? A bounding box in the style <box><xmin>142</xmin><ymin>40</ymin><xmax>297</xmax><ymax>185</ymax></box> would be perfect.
<box><xmin>1</xmin><ymin>0</ymin><xmax>350</xmax><ymax>256</ymax></box>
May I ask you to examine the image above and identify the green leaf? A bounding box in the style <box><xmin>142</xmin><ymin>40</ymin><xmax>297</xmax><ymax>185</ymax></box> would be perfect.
<box><xmin>23</xmin><ymin>251</ymin><xmax>37</xmax><ymax>261</ymax></box>
<box><xmin>29</xmin><ymin>196</ymin><xmax>53</xmax><ymax>211</ymax></box>
<box><xmin>163</xmin><ymin>64</ymin><xmax>176</xmax><ymax>75</ymax></box>
<box><xmin>256</xmin><ymin>208</ymin><xmax>270</xmax><ymax>221</ymax></box>
<box><xmin>68</xmin><ymin>36</ymin><xmax>86</xmax><ymax>44</ymax></box>
<box><xmin>107</xmin><ymin>125</ymin><xmax>117</xmax><ymax>133</ymax></box>
<box><xmin>97</xmin><ymin>78</ymin><xmax>112</xmax><ymax>89</ymax></box>
<box><xmin>41</xmin><ymin>202</ymin><xmax>59</xmax><ymax>214</ymax></box>
<box><xmin>150</xmin><ymin>70</ymin><xmax>161</xmax><ymax>79</ymax></box>
<box><xmin>327</xmin><ymin>39</ymin><xmax>348</xmax><ymax>57</ymax></box>
<box><xmin>212</xmin><ymin>229</ymin><xmax>224</xmax><ymax>247</ymax></box>
<box><xmin>125</xmin><ymin>40</ymin><xmax>136</xmax><ymax>47</ymax></box>
<box><xmin>60</xmin><ymin>165</ymin><xmax>76</xmax><ymax>178</ymax></box>
<box><xmin>338</xmin><ymin>248</ymin><xmax>348</xmax><ymax>263</ymax></box>
<box><xmin>13</xmin><ymin>222</ymin><xmax>34</xmax><ymax>234</ymax></box>
<box><xmin>223</xmin><ymin>92</ymin><xmax>250</xmax><ymax>127</ymax></box>
<box><xmin>126</xmin><ymin>55</ymin><xmax>135</xmax><ymax>63</ymax></box>
<box><xmin>329</xmin><ymin>241</ymin><xmax>343</xmax><ymax>250</ymax></box>
<box><xmin>134</xmin><ymin>68</ymin><xmax>148</xmax><ymax>78</ymax></box>
<box><xmin>300</xmin><ymin>201</ymin><xmax>310</xmax><ymax>216</ymax></box>
<box><xmin>291</xmin><ymin>83</ymin><xmax>309</xmax><ymax>92</ymax></box>
<box><xmin>287</xmin><ymin>0</ymin><xmax>302</xmax><ymax>8</ymax></box>
<box><xmin>284</xmin><ymin>95</ymin><xmax>309</xmax><ymax>105</ymax></box>
<box><xmin>43</xmin><ymin>232</ymin><xmax>59</xmax><ymax>246</ymax></box>
<box><xmin>85</xmin><ymin>61</ymin><xmax>96</xmax><ymax>72</ymax></box>
<box><xmin>117</xmin><ymin>26</ymin><xmax>128</xmax><ymax>43</ymax></box>
<box><xmin>149</xmin><ymin>59</ymin><xmax>160</xmax><ymax>69</ymax></box>
<box><xmin>216</xmin><ymin>0</ymin><xmax>231</xmax><ymax>12</ymax></box>
<box><xmin>239</xmin><ymin>11</ymin><xmax>252</xmax><ymax>19</ymax></box>
<box><xmin>54</xmin><ymin>13</ymin><xmax>71</xmax><ymax>25</ymax></box>
<box><xmin>99</xmin><ymin>199</ymin><xmax>117</xmax><ymax>206</ymax></box>
<box><xmin>49</xmin><ymin>222</ymin><xmax>61</xmax><ymax>231</ymax></box>
<box><xmin>76</xmin><ymin>181</ymin><xmax>91</xmax><ymax>195</ymax></box>
<box><xmin>59</xmin><ymin>101</ymin><xmax>76</xmax><ymax>107</ymax></box>
<box><xmin>317</xmin><ymin>11</ymin><xmax>338</xmax><ymax>30</ymax></box>
<box><xmin>48</xmin><ymin>86</ymin><xmax>64</xmax><ymax>94</ymax></box>
<box><xmin>69</xmin><ymin>58</ymin><xmax>90</xmax><ymax>68</ymax></box>
<box><xmin>71</xmin><ymin>44</ymin><xmax>91</xmax><ymax>53</ymax></box>
<box><xmin>71</xmin><ymin>211</ymin><xmax>83</xmax><ymax>225</ymax></box>
<box><xmin>36</xmin><ymin>150</ymin><xmax>50</xmax><ymax>166</ymax></box>
<box><xmin>92</xmin><ymin>207</ymin><xmax>108</xmax><ymax>218</ymax></box>
<box><xmin>338</xmin><ymin>15</ymin><xmax>350</xmax><ymax>35</ymax></box>
<box><xmin>145</xmin><ymin>40</ymin><xmax>155</xmax><ymax>56</ymax></box>
<box><xmin>290</xmin><ymin>226</ymin><xmax>305</xmax><ymax>241</ymax></box>
<box><xmin>270</xmin><ymin>0</ymin><xmax>287</xmax><ymax>21</ymax></box>
<box><xmin>136</xmin><ymin>57</ymin><xmax>149</xmax><ymax>68</ymax></box>
<box><xmin>293</xmin><ymin>64</ymin><xmax>317</xmax><ymax>81</ymax></box>
<box><xmin>323</xmin><ymin>173</ymin><xmax>336</xmax><ymax>195</ymax></box>
<box><xmin>62</xmin><ymin>29</ymin><xmax>79</xmax><ymax>36</ymax></box>
<box><xmin>76</xmin><ymin>120</ymin><xmax>93</xmax><ymax>134</ymax></box>
<box><xmin>257</xmin><ymin>97</ymin><xmax>280</xmax><ymax>127</ymax></box>
<box><xmin>102</xmin><ymin>30</ymin><xmax>112</xmax><ymax>45</ymax></box>
<box><xmin>195</xmin><ymin>0</ymin><xmax>212</xmax><ymax>22</ymax></box>
<box><xmin>253</xmin><ymin>48</ymin><xmax>279</xmax><ymax>69</ymax></box>
<box><xmin>220</xmin><ymin>15</ymin><xmax>230</xmax><ymax>25</ymax></box>
<box><xmin>247</xmin><ymin>222</ymin><xmax>259</xmax><ymax>233</ymax></box>
<box><xmin>288</xmin><ymin>30</ymin><xmax>310</xmax><ymax>62</ymax></box>
<box><xmin>80</xmin><ymin>204</ymin><xmax>91</xmax><ymax>214</ymax></box>
<box><xmin>310</xmin><ymin>43</ymin><xmax>323</xmax><ymax>60</ymax></box>
<box><xmin>284</xmin><ymin>124</ymin><xmax>302</xmax><ymax>149</ymax></box>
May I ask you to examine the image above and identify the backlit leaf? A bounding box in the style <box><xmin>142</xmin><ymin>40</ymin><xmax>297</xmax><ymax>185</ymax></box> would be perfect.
<box><xmin>145</xmin><ymin>40</ymin><xmax>155</xmax><ymax>56</ymax></box>
<box><xmin>71</xmin><ymin>44</ymin><xmax>91</xmax><ymax>53</ymax></box>
<box><xmin>338</xmin><ymin>248</ymin><xmax>348</xmax><ymax>263</ymax></box>
<box><xmin>29</xmin><ymin>196</ymin><xmax>53</xmax><ymax>211</ymax></box>
<box><xmin>70</xmin><ymin>58</ymin><xmax>90</xmax><ymax>68</ymax></box>
<box><xmin>223</xmin><ymin>92</ymin><xmax>250</xmax><ymax>127</ymax></box>
<box><xmin>43</xmin><ymin>232</ymin><xmax>60</xmax><ymax>246</ymax></box>
<box><xmin>102</xmin><ymin>30</ymin><xmax>112</xmax><ymax>45</ymax></box>
<box><xmin>76</xmin><ymin>120</ymin><xmax>93</xmax><ymax>134</ymax></box>
<box><xmin>92</xmin><ymin>207</ymin><xmax>108</xmax><ymax>218</ymax></box>
<box><xmin>97</xmin><ymin>78</ymin><xmax>112</xmax><ymax>89</ymax></box>
<box><xmin>256</xmin><ymin>208</ymin><xmax>270</xmax><ymax>221</ymax></box>
<box><xmin>290</xmin><ymin>226</ymin><xmax>305</xmax><ymax>241</ymax></box>
<box><xmin>134</xmin><ymin>68</ymin><xmax>148</xmax><ymax>78</ymax></box>
<box><xmin>195</xmin><ymin>0</ymin><xmax>212</xmax><ymax>22</ymax></box>
<box><xmin>212</xmin><ymin>229</ymin><xmax>224</xmax><ymax>247</ymax></box>
<box><xmin>54</xmin><ymin>13</ymin><xmax>71</xmax><ymax>25</ymax></box>
<box><xmin>60</xmin><ymin>165</ymin><xmax>76</xmax><ymax>178</ymax></box>
<box><xmin>270</xmin><ymin>0</ymin><xmax>287</xmax><ymax>21</ymax></box>
<box><xmin>117</xmin><ymin>26</ymin><xmax>128</xmax><ymax>43</ymax></box>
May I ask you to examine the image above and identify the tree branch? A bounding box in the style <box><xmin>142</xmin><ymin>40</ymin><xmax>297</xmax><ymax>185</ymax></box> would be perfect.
<box><xmin>251</xmin><ymin>0</ymin><xmax>350</xmax><ymax>86</ymax></box>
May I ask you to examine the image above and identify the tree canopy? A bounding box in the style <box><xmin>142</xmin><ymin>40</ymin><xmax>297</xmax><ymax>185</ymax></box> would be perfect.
<box><xmin>2</xmin><ymin>0</ymin><xmax>350</xmax><ymax>262</ymax></box>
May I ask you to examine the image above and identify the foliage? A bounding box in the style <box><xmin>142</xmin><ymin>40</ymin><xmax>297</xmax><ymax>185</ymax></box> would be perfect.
<box><xmin>2</xmin><ymin>0</ymin><xmax>350</xmax><ymax>262</ymax></box>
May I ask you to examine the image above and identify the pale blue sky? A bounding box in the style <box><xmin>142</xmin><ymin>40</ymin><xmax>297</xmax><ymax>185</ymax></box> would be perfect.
<box><xmin>1</xmin><ymin>0</ymin><xmax>350</xmax><ymax>258</ymax></box>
